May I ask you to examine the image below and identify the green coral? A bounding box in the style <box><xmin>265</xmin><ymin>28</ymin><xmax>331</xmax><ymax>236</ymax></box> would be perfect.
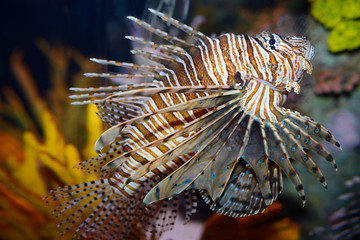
<box><xmin>328</xmin><ymin>20</ymin><xmax>360</xmax><ymax>52</ymax></box>
<box><xmin>310</xmin><ymin>0</ymin><xmax>343</xmax><ymax>28</ymax></box>
<box><xmin>342</xmin><ymin>0</ymin><xmax>360</xmax><ymax>19</ymax></box>
<box><xmin>310</xmin><ymin>0</ymin><xmax>360</xmax><ymax>52</ymax></box>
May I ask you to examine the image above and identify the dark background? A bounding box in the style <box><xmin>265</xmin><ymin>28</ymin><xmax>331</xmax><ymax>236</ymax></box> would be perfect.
<box><xmin>0</xmin><ymin>0</ymin><xmax>149</xmax><ymax>94</ymax></box>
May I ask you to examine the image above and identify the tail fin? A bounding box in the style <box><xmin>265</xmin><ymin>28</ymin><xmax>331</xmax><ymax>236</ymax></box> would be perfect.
<box><xmin>45</xmin><ymin>177</ymin><xmax>192</xmax><ymax>239</ymax></box>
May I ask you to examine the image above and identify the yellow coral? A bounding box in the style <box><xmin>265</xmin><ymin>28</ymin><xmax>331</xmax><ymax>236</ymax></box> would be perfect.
<box><xmin>342</xmin><ymin>0</ymin><xmax>360</xmax><ymax>19</ymax></box>
<box><xmin>311</xmin><ymin>0</ymin><xmax>343</xmax><ymax>28</ymax></box>
<box><xmin>10</xmin><ymin>108</ymin><xmax>97</xmax><ymax>195</ymax></box>
<box><xmin>328</xmin><ymin>20</ymin><xmax>360</xmax><ymax>52</ymax></box>
<box><xmin>12</xmin><ymin>132</ymin><xmax>47</xmax><ymax>196</ymax></box>
<box><xmin>42</xmin><ymin>109</ymin><xmax>66</xmax><ymax>163</ymax></box>
<box><xmin>83</xmin><ymin>103</ymin><xmax>104</xmax><ymax>160</ymax></box>
<box><xmin>310</xmin><ymin>0</ymin><xmax>360</xmax><ymax>52</ymax></box>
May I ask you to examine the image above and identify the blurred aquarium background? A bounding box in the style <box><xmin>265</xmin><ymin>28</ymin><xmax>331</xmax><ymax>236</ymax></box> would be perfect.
<box><xmin>0</xmin><ymin>0</ymin><xmax>359</xmax><ymax>239</ymax></box>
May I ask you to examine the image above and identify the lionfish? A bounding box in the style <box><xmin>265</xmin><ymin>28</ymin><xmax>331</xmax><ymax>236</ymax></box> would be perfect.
<box><xmin>45</xmin><ymin>9</ymin><xmax>341</xmax><ymax>239</ymax></box>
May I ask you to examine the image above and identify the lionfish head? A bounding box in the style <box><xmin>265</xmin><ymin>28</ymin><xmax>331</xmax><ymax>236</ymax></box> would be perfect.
<box><xmin>256</xmin><ymin>31</ymin><xmax>315</xmax><ymax>93</ymax></box>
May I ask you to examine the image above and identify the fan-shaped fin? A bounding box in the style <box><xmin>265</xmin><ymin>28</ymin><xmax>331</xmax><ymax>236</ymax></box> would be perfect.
<box><xmin>129</xmin><ymin>105</ymin><xmax>239</xmax><ymax>185</ymax></box>
<box><xmin>142</xmin><ymin>107</ymin><xmax>243</xmax><ymax>205</ymax></box>
<box><xmin>203</xmin><ymin>161</ymin><xmax>282</xmax><ymax>217</ymax></box>
<box><xmin>45</xmin><ymin>177</ymin><xmax>184</xmax><ymax>239</ymax></box>
<box><xmin>157</xmin><ymin>110</ymin><xmax>247</xmax><ymax>203</ymax></box>
<box><xmin>126</xmin><ymin>99</ymin><xmax>240</xmax><ymax>183</ymax></box>
<box><xmin>92</xmin><ymin>86</ymin><xmax>242</xmax><ymax>153</ymax></box>
<box><xmin>76</xmin><ymin>140</ymin><xmax>124</xmax><ymax>173</ymax></box>
<box><xmin>96</xmin><ymin>101</ymin><xmax>145</xmax><ymax>126</ymax></box>
<box><xmin>204</xmin><ymin>112</ymin><xmax>249</xmax><ymax>202</ymax></box>
<box><xmin>75</xmin><ymin>195</ymin><xmax>126</xmax><ymax>239</ymax></box>
<box><xmin>44</xmin><ymin>179</ymin><xmax>117</xmax><ymax>235</ymax></box>
<box><xmin>275</xmin><ymin>122</ymin><xmax>328</xmax><ymax>189</ymax></box>
<box><xmin>283</xmin><ymin>109</ymin><xmax>341</xmax><ymax>149</ymax></box>
<box><xmin>265</xmin><ymin>122</ymin><xmax>306</xmax><ymax>205</ymax></box>
<box><xmin>282</xmin><ymin>117</ymin><xmax>338</xmax><ymax>169</ymax></box>
<box><xmin>99</xmin><ymin>95</ymin><xmax>242</xmax><ymax>176</ymax></box>
<box><xmin>95</xmin><ymin>91</ymin><xmax>239</xmax><ymax>159</ymax></box>
<box><xmin>241</xmin><ymin>118</ymin><xmax>273</xmax><ymax>206</ymax></box>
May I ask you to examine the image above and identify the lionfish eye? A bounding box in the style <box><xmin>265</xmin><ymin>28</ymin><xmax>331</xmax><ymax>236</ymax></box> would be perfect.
<box><xmin>269</xmin><ymin>38</ymin><xmax>276</xmax><ymax>46</ymax></box>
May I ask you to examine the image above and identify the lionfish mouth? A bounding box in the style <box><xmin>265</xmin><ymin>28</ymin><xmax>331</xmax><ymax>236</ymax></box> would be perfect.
<box><xmin>301</xmin><ymin>57</ymin><xmax>313</xmax><ymax>74</ymax></box>
<box><xmin>302</xmin><ymin>40</ymin><xmax>314</xmax><ymax>74</ymax></box>
<box><xmin>284</xmin><ymin>39</ymin><xmax>315</xmax><ymax>94</ymax></box>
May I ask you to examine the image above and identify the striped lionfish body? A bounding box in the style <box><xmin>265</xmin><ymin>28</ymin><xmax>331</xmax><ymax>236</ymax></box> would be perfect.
<box><xmin>46</xmin><ymin>9</ymin><xmax>341</xmax><ymax>239</ymax></box>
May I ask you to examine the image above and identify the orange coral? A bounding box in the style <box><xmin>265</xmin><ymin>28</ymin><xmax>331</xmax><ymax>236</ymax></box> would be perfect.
<box><xmin>201</xmin><ymin>202</ymin><xmax>300</xmax><ymax>240</ymax></box>
<box><xmin>315</xmin><ymin>69</ymin><xmax>360</xmax><ymax>95</ymax></box>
